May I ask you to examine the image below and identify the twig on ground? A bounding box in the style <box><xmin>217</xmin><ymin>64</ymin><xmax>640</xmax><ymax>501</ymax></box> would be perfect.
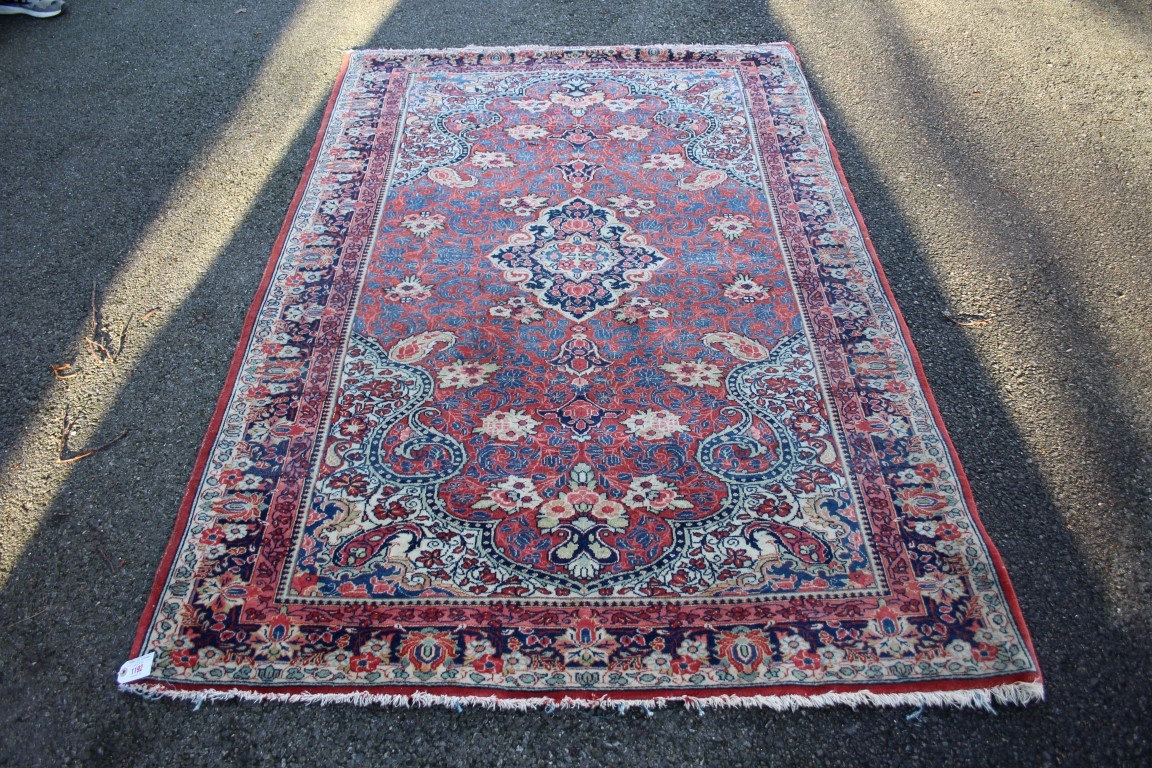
<box><xmin>941</xmin><ymin>310</ymin><xmax>994</xmax><ymax>327</ymax></box>
<box><xmin>115</xmin><ymin>315</ymin><xmax>133</xmax><ymax>359</ymax></box>
<box><xmin>85</xmin><ymin>283</ymin><xmax>132</xmax><ymax>364</ymax></box>
<box><xmin>1</xmin><ymin>608</ymin><xmax>47</xmax><ymax>632</ymax></box>
<box><xmin>56</xmin><ymin>409</ymin><xmax>129</xmax><ymax>464</ymax></box>
<box><xmin>50</xmin><ymin>363</ymin><xmax>79</xmax><ymax>380</ymax></box>
<box><xmin>96</xmin><ymin>544</ymin><xmax>124</xmax><ymax>573</ymax></box>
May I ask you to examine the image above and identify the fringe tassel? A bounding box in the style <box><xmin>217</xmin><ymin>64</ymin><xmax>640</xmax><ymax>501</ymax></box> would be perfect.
<box><xmin>121</xmin><ymin>680</ymin><xmax>1043</xmax><ymax>713</ymax></box>
<box><xmin>341</xmin><ymin>43</ymin><xmax>796</xmax><ymax>58</ymax></box>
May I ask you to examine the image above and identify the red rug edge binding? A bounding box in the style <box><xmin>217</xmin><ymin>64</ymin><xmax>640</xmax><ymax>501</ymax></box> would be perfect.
<box><xmin>123</xmin><ymin>44</ymin><xmax>1044</xmax><ymax>710</ymax></box>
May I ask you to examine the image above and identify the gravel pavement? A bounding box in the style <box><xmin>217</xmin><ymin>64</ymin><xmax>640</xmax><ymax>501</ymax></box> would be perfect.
<box><xmin>1</xmin><ymin>0</ymin><xmax>1149</xmax><ymax>765</ymax></box>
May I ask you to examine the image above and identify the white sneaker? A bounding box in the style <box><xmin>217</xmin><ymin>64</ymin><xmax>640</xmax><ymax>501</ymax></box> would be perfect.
<box><xmin>0</xmin><ymin>0</ymin><xmax>66</xmax><ymax>18</ymax></box>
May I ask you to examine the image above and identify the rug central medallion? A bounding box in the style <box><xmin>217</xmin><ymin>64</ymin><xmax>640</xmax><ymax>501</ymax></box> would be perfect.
<box><xmin>486</xmin><ymin>197</ymin><xmax>667</xmax><ymax>321</ymax></box>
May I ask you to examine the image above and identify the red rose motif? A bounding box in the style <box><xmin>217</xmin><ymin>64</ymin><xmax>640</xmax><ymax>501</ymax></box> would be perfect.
<box><xmin>671</xmin><ymin>656</ymin><xmax>701</xmax><ymax>675</ymax></box>
<box><xmin>472</xmin><ymin>654</ymin><xmax>504</xmax><ymax>674</ymax></box>
<box><xmin>169</xmin><ymin>649</ymin><xmax>199</xmax><ymax>669</ymax></box>
<box><xmin>349</xmin><ymin>654</ymin><xmax>380</xmax><ymax>673</ymax></box>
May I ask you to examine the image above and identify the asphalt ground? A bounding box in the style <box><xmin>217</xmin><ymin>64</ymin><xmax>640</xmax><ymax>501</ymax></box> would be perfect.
<box><xmin>0</xmin><ymin>1</ymin><xmax>1149</xmax><ymax>765</ymax></box>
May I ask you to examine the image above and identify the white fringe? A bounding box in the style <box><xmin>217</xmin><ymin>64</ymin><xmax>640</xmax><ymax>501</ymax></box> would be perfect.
<box><xmin>341</xmin><ymin>43</ymin><xmax>794</xmax><ymax>57</ymax></box>
<box><xmin>121</xmin><ymin>680</ymin><xmax>1043</xmax><ymax>713</ymax></box>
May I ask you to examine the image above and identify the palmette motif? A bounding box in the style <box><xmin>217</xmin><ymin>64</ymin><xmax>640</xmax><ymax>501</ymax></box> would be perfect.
<box><xmin>130</xmin><ymin>45</ymin><xmax>1040</xmax><ymax>706</ymax></box>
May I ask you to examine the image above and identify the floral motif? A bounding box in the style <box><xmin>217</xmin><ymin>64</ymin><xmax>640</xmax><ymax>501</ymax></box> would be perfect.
<box><xmin>715</xmin><ymin>628</ymin><xmax>774</xmax><ymax>675</ymax></box>
<box><xmin>622</xmin><ymin>476</ymin><xmax>693</xmax><ymax>512</ymax></box>
<box><xmin>498</xmin><ymin>193</ymin><xmax>549</xmax><ymax>217</ymax></box>
<box><xmin>471</xmin><ymin>476</ymin><xmax>544</xmax><ymax>512</ymax></box>
<box><xmin>470</xmin><ymin>150</ymin><xmax>514</xmax><ymax>169</ymax></box>
<box><xmin>709</xmin><ymin>213</ymin><xmax>753</xmax><ymax>241</ymax></box>
<box><xmin>554</xmin><ymin>157</ymin><xmax>602</xmax><ymax>188</ymax></box>
<box><xmin>476</xmin><ymin>409</ymin><xmax>541</xmax><ymax>441</ymax></box>
<box><xmin>642</xmin><ymin>152</ymin><xmax>685</xmax><ymax>170</ymax></box>
<box><xmin>385</xmin><ymin>275</ymin><xmax>433</xmax><ymax>303</ymax></box>
<box><xmin>604</xmin><ymin>194</ymin><xmax>656</xmax><ymax>218</ymax></box>
<box><xmin>537</xmin><ymin>489</ymin><xmax>627</xmax><ymax>531</ymax></box>
<box><xmin>488</xmin><ymin>295</ymin><xmax>543</xmax><ymax>323</ymax></box>
<box><xmin>436</xmin><ymin>360</ymin><xmax>499</xmax><ymax>389</ymax></box>
<box><xmin>723</xmin><ymin>274</ymin><xmax>770</xmax><ymax>303</ymax></box>
<box><xmin>622</xmin><ymin>409</ymin><xmax>686</xmax><ymax>440</ymax></box>
<box><xmin>613</xmin><ymin>296</ymin><xmax>668</xmax><ymax>323</ymax></box>
<box><xmin>603</xmin><ymin>98</ymin><xmax>644</xmax><ymax>112</ymax></box>
<box><xmin>660</xmin><ymin>359</ymin><xmax>725</xmax><ymax>387</ymax></box>
<box><xmin>609</xmin><ymin>125</ymin><xmax>650</xmax><ymax>140</ymax></box>
<box><xmin>399</xmin><ymin>211</ymin><xmax>445</xmax><ymax>238</ymax></box>
<box><xmin>398</xmin><ymin>630</ymin><xmax>457</xmax><ymax>678</ymax></box>
<box><xmin>506</xmin><ymin>124</ymin><xmax>548</xmax><ymax>140</ymax></box>
<box><xmin>511</xmin><ymin>98</ymin><xmax>551</xmax><ymax>114</ymax></box>
<box><xmin>555</xmin><ymin>614</ymin><xmax>618</xmax><ymax>666</ymax></box>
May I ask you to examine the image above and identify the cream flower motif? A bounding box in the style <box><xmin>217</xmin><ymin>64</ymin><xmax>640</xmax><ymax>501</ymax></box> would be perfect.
<box><xmin>472</xmin><ymin>476</ymin><xmax>544</xmax><ymax>512</ymax></box>
<box><xmin>622</xmin><ymin>476</ymin><xmax>693</xmax><ymax>511</ymax></box>
<box><xmin>722</xmin><ymin>274</ymin><xmax>769</xmax><ymax>303</ymax></box>
<box><xmin>498</xmin><ymin>194</ymin><xmax>549</xmax><ymax>217</ymax></box>
<box><xmin>644</xmin><ymin>652</ymin><xmax>674</xmax><ymax>674</ymax></box>
<box><xmin>222</xmin><ymin>523</ymin><xmax>250</xmax><ymax>541</ymax></box>
<box><xmin>510</xmin><ymin>99</ymin><xmax>551</xmax><ymax>113</ymax></box>
<box><xmin>660</xmin><ymin>359</ymin><xmax>724</xmax><ymax>387</ymax></box>
<box><xmin>399</xmin><ymin>211</ymin><xmax>445</xmax><ymax>238</ymax></box>
<box><xmin>538</xmin><ymin>488</ymin><xmax>628</xmax><ymax>531</ymax></box>
<box><xmin>609</xmin><ymin>125</ymin><xmax>650</xmax><ymax>140</ymax></box>
<box><xmin>436</xmin><ymin>360</ymin><xmax>499</xmax><ymax>389</ymax></box>
<box><xmin>603</xmin><ymin>98</ymin><xmax>644</xmax><ymax>112</ymax></box>
<box><xmin>605</xmin><ymin>194</ymin><xmax>656</xmax><ymax>218</ymax></box>
<box><xmin>614</xmin><ymin>296</ymin><xmax>668</xmax><ymax>324</ymax></box>
<box><xmin>489</xmin><ymin>295</ymin><xmax>543</xmax><ymax>323</ymax></box>
<box><xmin>555</xmin><ymin>615</ymin><xmax>618</xmax><ymax>666</ymax></box>
<box><xmin>537</xmin><ymin>497</ymin><xmax>577</xmax><ymax>528</ymax></box>
<box><xmin>470</xmin><ymin>151</ymin><xmax>514</xmax><ymax>169</ymax></box>
<box><xmin>642</xmin><ymin>152</ymin><xmax>685</xmax><ymax>170</ymax></box>
<box><xmin>476</xmin><ymin>409</ymin><xmax>541</xmax><ymax>442</ymax></box>
<box><xmin>623</xmin><ymin>409</ymin><xmax>686</xmax><ymax>441</ymax></box>
<box><xmin>708</xmin><ymin>213</ymin><xmax>753</xmax><ymax>241</ymax></box>
<box><xmin>464</xmin><ymin>638</ymin><xmax>497</xmax><ymax>662</ymax></box>
<box><xmin>385</xmin><ymin>275</ymin><xmax>433</xmax><ymax>303</ymax></box>
<box><xmin>506</xmin><ymin>124</ymin><xmax>548</xmax><ymax>140</ymax></box>
<box><xmin>677</xmin><ymin>636</ymin><xmax>710</xmax><ymax>661</ymax></box>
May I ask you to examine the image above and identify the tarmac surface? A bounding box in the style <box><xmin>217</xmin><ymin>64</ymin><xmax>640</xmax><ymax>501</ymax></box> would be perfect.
<box><xmin>1</xmin><ymin>0</ymin><xmax>1149</xmax><ymax>765</ymax></box>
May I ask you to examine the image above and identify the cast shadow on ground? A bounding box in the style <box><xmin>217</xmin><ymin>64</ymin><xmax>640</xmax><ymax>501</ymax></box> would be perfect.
<box><xmin>0</xmin><ymin>0</ymin><xmax>316</xmax><ymax>474</ymax></box>
<box><xmin>0</xmin><ymin>1</ymin><xmax>1148</xmax><ymax>764</ymax></box>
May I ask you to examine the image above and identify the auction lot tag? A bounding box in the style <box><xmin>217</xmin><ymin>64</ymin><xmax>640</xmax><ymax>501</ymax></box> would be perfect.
<box><xmin>117</xmin><ymin>652</ymin><xmax>155</xmax><ymax>684</ymax></box>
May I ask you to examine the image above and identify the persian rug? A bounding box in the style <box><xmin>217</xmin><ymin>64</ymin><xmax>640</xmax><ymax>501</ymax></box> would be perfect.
<box><xmin>124</xmin><ymin>44</ymin><xmax>1042</xmax><ymax>709</ymax></box>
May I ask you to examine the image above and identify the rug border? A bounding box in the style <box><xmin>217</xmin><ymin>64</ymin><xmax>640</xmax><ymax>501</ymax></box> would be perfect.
<box><xmin>794</xmin><ymin>46</ymin><xmax>1043</xmax><ymax>681</ymax></box>
<box><xmin>127</xmin><ymin>53</ymin><xmax>355</xmax><ymax>660</ymax></box>
<box><xmin>125</xmin><ymin>42</ymin><xmax>1043</xmax><ymax>709</ymax></box>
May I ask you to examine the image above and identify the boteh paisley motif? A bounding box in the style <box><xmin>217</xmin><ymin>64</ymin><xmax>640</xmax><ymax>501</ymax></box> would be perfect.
<box><xmin>126</xmin><ymin>45</ymin><xmax>1042</xmax><ymax>709</ymax></box>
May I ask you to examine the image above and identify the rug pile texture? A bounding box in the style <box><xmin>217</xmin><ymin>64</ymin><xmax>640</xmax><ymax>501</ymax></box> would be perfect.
<box><xmin>125</xmin><ymin>44</ymin><xmax>1042</xmax><ymax>709</ymax></box>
